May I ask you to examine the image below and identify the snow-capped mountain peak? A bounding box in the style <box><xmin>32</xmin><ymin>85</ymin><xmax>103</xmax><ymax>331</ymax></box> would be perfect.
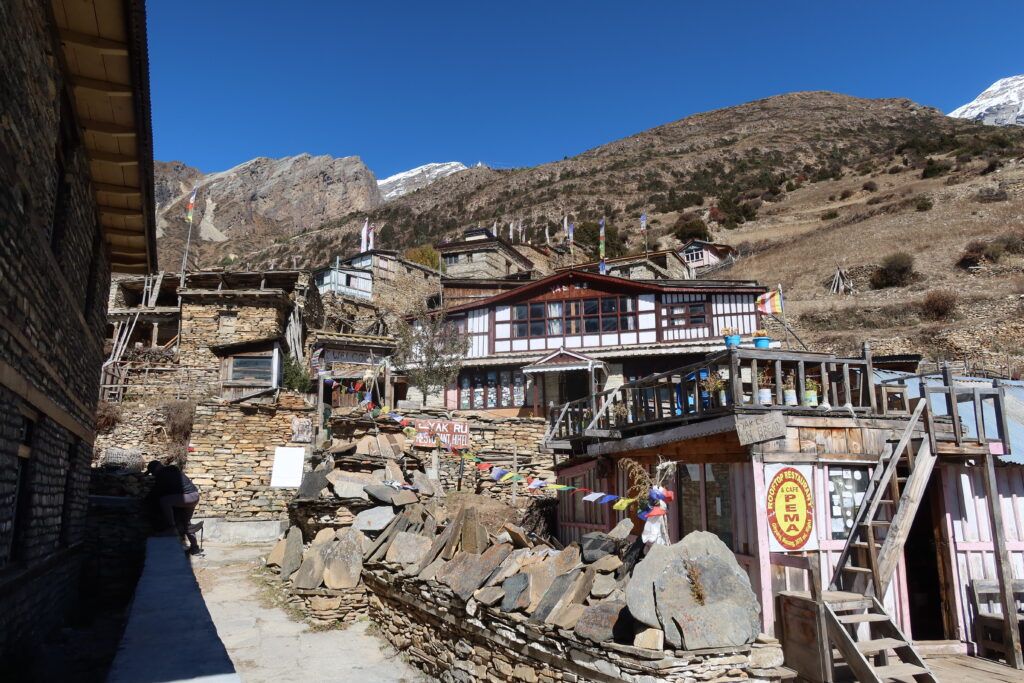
<box><xmin>949</xmin><ymin>75</ymin><xmax>1024</xmax><ymax>126</ymax></box>
<box><xmin>378</xmin><ymin>161</ymin><xmax>468</xmax><ymax>201</ymax></box>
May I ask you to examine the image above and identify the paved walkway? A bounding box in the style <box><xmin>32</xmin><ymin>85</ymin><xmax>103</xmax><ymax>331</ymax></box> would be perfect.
<box><xmin>193</xmin><ymin>543</ymin><xmax>425</xmax><ymax>683</ymax></box>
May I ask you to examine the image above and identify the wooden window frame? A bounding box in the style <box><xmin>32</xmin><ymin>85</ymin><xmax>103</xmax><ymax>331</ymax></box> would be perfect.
<box><xmin>510</xmin><ymin>295</ymin><xmax>638</xmax><ymax>340</ymax></box>
<box><xmin>665</xmin><ymin>300</ymin><xmax>709</xmax><ymax>328</ymax></box>
<box><xmin>457</xmin><ymin>369</ymin><xmax>527</xmax><ymax>410</ymax></box>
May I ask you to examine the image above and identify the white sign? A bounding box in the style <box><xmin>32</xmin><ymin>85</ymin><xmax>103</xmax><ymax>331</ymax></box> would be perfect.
<box><xmin>270</xmin><ymin>446</ymin><xmax>305</xmax><ymax>487</ymax></box>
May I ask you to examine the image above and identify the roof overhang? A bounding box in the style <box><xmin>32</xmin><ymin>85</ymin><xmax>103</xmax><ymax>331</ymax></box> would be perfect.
<box><xmin>521</xmin><ymin>348</ymin><xmax>606</xmax><ymax>374</ymax></box>
<box><xmin>53</xmin><ymin>0</ymin><xmax>157</xmax><ymax>274</ymax></box>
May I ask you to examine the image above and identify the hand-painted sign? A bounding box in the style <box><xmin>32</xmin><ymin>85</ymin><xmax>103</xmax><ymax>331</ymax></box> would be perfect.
<box><xmin>736</xmin><ymin>412</ymin><xmax>787</xmax><ymax>446</ymax></box>
<box><xmin>414</xmin><ymin>419</ymin><xmax>470</xmax><ymax>449</ymax></box>
<box><xmin>765</xmin><ymin>463</ymin><xmax>818</xmax><ymax>552</ymax></box>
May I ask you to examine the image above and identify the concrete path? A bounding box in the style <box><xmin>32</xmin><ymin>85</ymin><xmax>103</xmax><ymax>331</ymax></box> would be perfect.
<box><xmin>193</xmin><ymin>543</ymin><xmax>425</xmax><ymax>683</ymax></box>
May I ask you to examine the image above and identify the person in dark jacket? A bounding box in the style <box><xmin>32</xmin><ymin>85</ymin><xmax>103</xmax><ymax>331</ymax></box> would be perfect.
<box><xmin>146</xmin><ymin>460</ymin><xmax>202</xmax><ymax>555</ymax></box>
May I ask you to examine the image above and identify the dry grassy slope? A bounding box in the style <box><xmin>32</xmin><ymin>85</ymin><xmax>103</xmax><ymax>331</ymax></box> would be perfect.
<box><xmin>723</xmin><ymin>158</ymin><xmax>1024</xmax><ymax>370</ymax></box>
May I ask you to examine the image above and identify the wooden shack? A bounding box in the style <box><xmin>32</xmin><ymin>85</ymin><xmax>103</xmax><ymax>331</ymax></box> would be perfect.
<box><xmin>548</xmin><ymin>347</ymin><xmax>1022</xmax><ymax>680</ymax></box>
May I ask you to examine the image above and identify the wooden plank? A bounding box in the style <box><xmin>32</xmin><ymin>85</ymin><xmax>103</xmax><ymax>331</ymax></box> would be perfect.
<box><xmin>80</xmin><ymin>118</ymin><xmax>137</xmax><ymax>137</ymax></box>
<box><xmin>878</xmin><ymin>439</ymin><xmax>938</xmax><ymax>596</ymax></box>
<box><xmin>72</xmin><ymin>76</ymin><xmax>133</xmax><ymax>95</ymax></box>
<box><xmin>59</xmin><ymin>29</ymin><xmax>128</xmax><ymax>54</ymax></box>
<box><xmin>981</xmin><ymin>453</ymin><xmax>1024</xmax><ymax>669</ymax></box>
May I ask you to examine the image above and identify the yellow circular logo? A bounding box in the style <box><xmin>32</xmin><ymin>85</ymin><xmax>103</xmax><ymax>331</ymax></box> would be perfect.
<box><xmin>767</xmin><ymin>467</ymin><xmax>814</xmax><ymax>550</ymax></box>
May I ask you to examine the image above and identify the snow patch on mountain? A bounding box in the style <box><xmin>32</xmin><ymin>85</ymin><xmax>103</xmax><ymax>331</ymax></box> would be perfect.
<box><xmin>378</xmin><ymin>161</ymin><xmax>467</xmax><ymax>200</ymax></box>
<box><xmin>949</xmin><ymin>75</ymin><xmax>1024</xmax><ymax>126</ymax></box>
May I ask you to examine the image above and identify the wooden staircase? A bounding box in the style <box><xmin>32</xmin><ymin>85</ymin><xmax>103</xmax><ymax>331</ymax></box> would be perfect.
<box><xmin>822</xmin><ymin>398</ymin><xmax>939</xmax><ymax>682</ymax></box>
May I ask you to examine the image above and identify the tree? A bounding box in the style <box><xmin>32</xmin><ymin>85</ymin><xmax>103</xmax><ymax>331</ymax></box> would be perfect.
<box><xmin>282</xmin><ymin>353</ymin><xmax>313</xmax><ymax>392</ymax></box>
<box><xmin>393</xmin><ymin>302</ymin><xmax>469</xmax><ymax>406</ymax></box>
<box><xmin>404</xmin><ymin>244</ymin><xmax>442</xmax><ymax>272</ymax></box>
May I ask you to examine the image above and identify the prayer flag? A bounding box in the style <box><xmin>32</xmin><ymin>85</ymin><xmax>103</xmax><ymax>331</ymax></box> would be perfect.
<box><xmin>646</xmin><ymin>506</ymin><xmax>667</xmax><ymax>517</ymax></box>
<box><xmin>360</xmin><ymin>218</ymin><xmax>369</xmax><ymax>252</ymax></box>
<box><xmin>597</xmin><ymin>494</ymin><xmax>618</xmax><ymax>505</ymax></box>
<box><xmin>582</xmin><ymin>492</ymin><xmax>604</xmax><ymax>502</ymax></box>
<box><xmin>476</xmin><ymin>462</ymin><xmax>492</xmax><ymax>471</ymax></box>
<box><xmin>491</xmin><ymin>468</ymin><xmax>509</xmax><ymax>481</ymax></box>
<box><xmin>528</xmin><ymin>479</ymin><xmax>546</xmax><ymax>490</ymax></box>
<box><xmin>563</xmin><ymin>215</ymin><xmax>569</xmax><ymax>238</ymax></box>
<box><xmin>367</xmin><ymin>222</ymin><xmax>376</xmax><ymax>250</ymax></box>
<box><xmin>598</xmin><ymin>218</ymin><xmax>606</xmax><ymax>274</ymax></box>
<box><xmin>500</xmin><ymin>472</ymin><xmax>517</xmax><ymax>482</ymax></box>
<box><xmin>756</xmin><ymin>288</ymin><xmax>783</xmax><ymax>315</ymax></box>
<box><xmin>186</xmin><ymin>186</ymin><xmax>198</xmax><ymax>223</ymax></box>
<box><xmin>612</xmin><ymin>498</ymin><xmax>635</xmax><ymax>511</ymax></box>
<box><xmin>640</xmin><ymin>211</ymin><xmax>647</xmax><ymax>232</ymax></box>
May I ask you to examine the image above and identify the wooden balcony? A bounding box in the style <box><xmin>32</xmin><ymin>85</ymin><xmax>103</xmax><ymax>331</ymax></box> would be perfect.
<box><xmin>546</xmin><ymin>345</ymin><xmax>894</xmax><ymax>446</ymax></box>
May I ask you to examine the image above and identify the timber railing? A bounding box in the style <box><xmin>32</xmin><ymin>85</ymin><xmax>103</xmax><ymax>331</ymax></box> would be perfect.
<box><xmin>547</xmin><ymin>345</ymin><xmax>884</xmax><ymax>444</ymax></box>
<box><xmin>920</xmin><ymin>365</ymin><xmax>1012</xmax><ymax>456</ymax></box>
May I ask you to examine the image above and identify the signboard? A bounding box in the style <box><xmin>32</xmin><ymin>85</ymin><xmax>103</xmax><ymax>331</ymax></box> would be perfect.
<box><xmin>735</xmin><ymin>411</ymin><xmax>787</xmax><ymax>446</ymax></box>
<box><xmin>414</xmin><ymin>419</ymin><xmax>470</xmax><ymax>449</ymax></box>
<box><xmin>270</xmin><ymin>446</ymin><xmax>305</xmax><ymax>488</ymax></box>
<box><xmin>765</xmin><ymin>463</ymin><xmax>818</xmax><ymax>552</ymax></box>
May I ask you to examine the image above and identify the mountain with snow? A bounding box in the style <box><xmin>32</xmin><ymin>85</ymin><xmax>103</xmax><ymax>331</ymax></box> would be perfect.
<box><xmin>377</xmin><ymin>161</ymin><xmax>468</xmax><ymax>200</ymax></box>
<box><xmin>949</xmin><ymin>75</ymin><xmax>1024</xmax><ymax>126</ymax></box>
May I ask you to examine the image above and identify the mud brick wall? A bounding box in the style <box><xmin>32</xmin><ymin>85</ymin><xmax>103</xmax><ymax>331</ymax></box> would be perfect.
<box><xmin>0</xmin><ymin>0</ymin><xmax>118</xmax><ymax>662</ymax></box>
<box><xmin>365</xmin><ymin>571</ymin><xmax>773</xmax><ymax>683</ymax></box>
<box><xmin>187</xmin><ymin>393</ymin><xmax>313</xmax><ymax>520</ymax></box>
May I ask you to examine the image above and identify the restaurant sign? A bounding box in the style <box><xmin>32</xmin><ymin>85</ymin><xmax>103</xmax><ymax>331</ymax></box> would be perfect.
<box><xmin>413</xmin><ymin>419</ymin><xmax>470</xmax><ymax>449</ymax></box>
<box><xmin>765</xmin><ymin>463</ymin><xmax>818</xmax><ymax>552</ymax></box>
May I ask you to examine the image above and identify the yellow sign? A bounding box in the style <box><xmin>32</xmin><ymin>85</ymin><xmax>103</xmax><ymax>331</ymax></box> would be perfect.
<box><xmin>766</xmin><ymin>464</ymin><xmax>817</xmax><ymax>552</ymax></box>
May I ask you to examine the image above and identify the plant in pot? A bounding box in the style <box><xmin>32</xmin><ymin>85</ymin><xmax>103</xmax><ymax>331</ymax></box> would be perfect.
<box><xmin>756</xmin><ymin>368</ymin><xmax>774</xmax><ymax>405</ymax></box>
<box><xmin>701</xmin><ymin>371</ymin><xmax>729</xmax><ymax>408</ymax></box>
<box><xmin>783</xmin><ymin>371</ymin><xmax>799</xmax><ymax>406</ymax></box>
<box><xmin>753</xmin><ymin>328</ymin><xmax>771</xmax><ymax>349</ymax></box>
<box><xmin>804</xmin><ymin>377</ymin><xmax>820</xmax><ymax>407</ymax></box>
<box><xmin>722</xmin><ymin>326</ymin><xmax>741</xmax><ymax>349</ymax></box>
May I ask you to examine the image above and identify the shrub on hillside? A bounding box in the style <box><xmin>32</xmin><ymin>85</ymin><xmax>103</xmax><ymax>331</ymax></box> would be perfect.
<box><xmin>862</xmin><ymin>181</ymin><xmax>878</xmax><ymax>192</ymax></box>
<box><xmin>95</xmin><ymin>400</ymin><xmax>121</xmax><ymax>434</ymax></box>
<box><xmin>888</xmin><ymin>165</ymin><xmax>903</xmax><ymax>174</ymax></box>
<box><xmin>981</xmin><ymin>159</ymin><xmax>1002</xmax><ymax>175</ymax></box>
<box><xmin>672</xmin><ymin>214</ymin><xmax>710</xmax><ymax>242</ymax></box>
<box><xmin>866</xmin><ymin>195</ymin><xmax>885</xmax><ymax>206</ymax></box>
<box><xmin>404</xmin><ymin>245</ymin><xmax>442</xmax><ymax>271</ymax></box>
<box><xmin>821</xmin><ymin>210</ymin><xmax>839</xmax><ymax>221</ymax></box>
<box><xmin>921</xmin><ymin>159</ymin><xmax>953</xmax><ymax>179</ymax></box>
<box><xmin>919</xmin><ymin>289</ymin><xmax>958</xmax><ymax>320</ymax></box>
<box><xmin>915</xmin><ymin>196</ymin><xmax>933</xmax><ymax>212</ymax></box>
<box><xmin>840</xmin><ymin>189</ymin><xmax>854</xmax><ymax>200</ymax></box>
<box><xmin>163</xmin><ymin>400</ymin><xmax>196</xmax><ymax>446</ymax></box>
<box><xmin>871</xmin><ymin>252</ymin><xmax>915</xmax><ymax>289</ymax></box>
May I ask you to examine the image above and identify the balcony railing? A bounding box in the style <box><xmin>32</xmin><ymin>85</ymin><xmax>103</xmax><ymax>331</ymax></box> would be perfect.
<box><xmin>547</xmin><ymin>346</ymin><xmax>884</xmax><ymax>444</ymax></box>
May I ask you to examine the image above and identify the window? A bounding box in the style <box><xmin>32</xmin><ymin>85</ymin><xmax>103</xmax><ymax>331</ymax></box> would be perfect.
<box><xmin>230</xmin><ymin>354</ymin><xmax>274</xmax><ymax>383</ymax></box>
<box><xmin>684</xmin><ymin>247</ymin><xmax>703</xmax><ymax>263</ymax></box>
<box><xmin>466</xmin><ymin>253</ymin><xmax>474</xmax><ymax>262</ymax></box>
<box><xmin>828</xmin><ymin>466</ymin><xmax>870</xmax><ymax>540</ymax></box>
<box><xmin>667</xmin><ymin>301</ymin><xmax>708</xmax><ymax>327</ymax></box>
<box><xmin>444</xmin><ymin>254</ymin><xmax>459</xmax><ymax>266</ymax></box>
<box><xmin>511</xmin><ymin>296</ymin><xmax>637</xmax><ymax>339</ymax></box>
<box><xmin>458</xmin><ymin>369</ymin><xmax>527</xmax><ymax>409</ymax></box>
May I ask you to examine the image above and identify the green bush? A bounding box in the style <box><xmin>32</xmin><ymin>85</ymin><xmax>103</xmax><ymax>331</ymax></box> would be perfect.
<box><xmin>919</xmin><ymin>289</ymin><xmax>958</xmax><ymax>320</ymax></box>
<box><xmin>915</xmin><ymin>196</ymin><xmax>933</xmax><ymax>212</ymax></box>
<box><xmin>921</xmin><ymin>159</ymin><xmax>953</xmax><ymax>179</ymax></box>
<box><xmin>862</xmin><ymin>181</ymin><xmax>878</xmax><ymax>192</ymax></box>
<box><xmin>821</xmin><ymin>210</ymin><xmax>839</xmax><ymax>221</ymax></box>
<box><xmin>840</xmin><ymin>189</ymin><xmax>854</xmax><ymax>200</ymax></box>
<box><xmin>672</xmin><ymin>214</ymin><xmax>710</xmax><ymax>242</ymax></box>
<box><xmin>283</xmin><ymin>354</ymin><xmax>313</xmax><ymax>393</ymax></box>
<box><xmin>871</xmin><ymin>252</ymin><xmax>915</xmax><ymax>289</ymax></box>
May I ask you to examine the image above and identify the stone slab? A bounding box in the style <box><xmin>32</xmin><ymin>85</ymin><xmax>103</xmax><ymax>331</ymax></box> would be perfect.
<box><xmin>445</xmin><ymin>543</ymin><xmax>513</xmax><ymax>601</ymax></box>
<box><xmin>634</xmin><ymin>627</ymin><xmax>665</xmax><ymax>650</ymax></box>
<box><xmin>296</xmin><ymin>470</ymin><xmax>327</xmax><ymax>500</ymax></box>
<box><xmin>591</xmin><ymin>572</ymin><xmax>617</xmax><ymax>599</ymax></box>
<box><xmin>292</xmin><ymin>546</ymin><xmax>327</xmax><ymax>589</ymax></box>
<box><xmin>573</xmin><ymin>601</ymin><xmax>630</xmax><ymax>643</ymax></box>
<box><xmin>390</xmin><ymin>489</ymin><xmax>419</xmax><ymax>507</ymax></box>
<box><xmin>278</xmin><ymin>526</ymin><xmax>304</xmax><ymax>579</ymax></box>
<box><xmin>580</xmin><ymin>532</ymin><xmax>617</xmax><ymax>563</ymax></box>
<box><xmin>353</xmin><ymin>506</ymin><xmax>396</xmax><ymax>533</ymax></box>
<box><xmin>608</xmin><ymin>518</ymin><xmax>635</xmax><ymax>540</ymax></box>
<box><xmin>312</xmin><ymin>528</ymin><xmax>336</xmax><ymax>545</ymax></box>
<box><xmin>385</xmin><ymin>531</ymin><xmax>432</xmax><ymax>565</ymax></box>
<box><xmin>363</xmin><ymin>484</ymin><xmax>398</xmax><ymax>505</ymax></box>
<box><xmin>473</xmin><ymin>586</ymin><xmax>505</xmax><ymax>607</ymax></box>
<box><xmin>500</xmin><ymin>572</ymin><xmax>531</xmax><ymax>612</ymax></box>
<box><xmin>591</xmin><ymin>554</ymin><xmax>622</xmax><ymax>574</ymax></box>
<box><xmin>266</xmin><ymin>537</ymin><xmax>286</xmax><ymax>567</ymax></box>
<box><xmin>323</xmin><ymin>529</ymin><xmax>363</xmax><ymax>589</ymax></box>
<box><xmin>530</xmin><ymin>569</ymin><xmax>579</xmax><ymax>623</ymax></box>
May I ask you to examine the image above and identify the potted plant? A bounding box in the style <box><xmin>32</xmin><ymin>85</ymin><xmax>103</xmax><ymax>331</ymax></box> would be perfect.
<box><xmin>753</xmin><ymin>328</ymin><xmax>771</xmax><ymax>349</ymax></box>
<box><xmin>804</xmin><ymin>377</ymin><xmax>820</xmax><ymax>407</ymax></box>
<box><xmin>722</xmin><ymin>326</ymin><xmax>741</xmax><ymax>348</ymax></box>
<box><xmin>756</xmin><ymin>368</ymin><xmax>774</xmax><ymax>405</ymax></box>
<box><xmin>783</xmin><ymin>371</ymin><xmax>799</xmax><ymax>406</ymax></box>
<box><xmin>701</xmin><ymin>372</ymin><xmax>729</xmax><ymax>407</ymax></box>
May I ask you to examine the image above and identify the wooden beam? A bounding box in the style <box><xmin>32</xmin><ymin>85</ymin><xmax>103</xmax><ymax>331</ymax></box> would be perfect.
<box><xmin>101</xmin><ymin>226</ymin><xmax>145</xmax><ymax>238</ymax></box>
<box><xmin>0</xmin><ymin>359</ymin><xmax>94</xmax><ymax>444</ymax></box>
<box><xmin>87</xmin><ymin>149</ymin><xmax>139</xmax><ymax>165</ymax></box>
<box><xmin>80</xmin><ymin>119</ymin><xmax>137</xmax><ymax>137</ymax></box>
<box><xmin>98</xmin><ymin>205</ymin><xmax>143</xmax><ymax>217</ymax></box>
<box><xmin>981</xmin><ymin>452</ymin><xmax>1023</xmax><ymax>669</ymax></box>
<box><xmin>59</xmin><ymin>29</ymin><xmax>129</xmax><ymax>55</ymax></box>
<box><xmin>94</xmin><ymin>182</ymin><xmax>141</xmax><ymax>196</ymax></box>
<box><xmin>72</xmin><ymin>76</ymin><xmax>133</xmax><ymax>96</ymax></box>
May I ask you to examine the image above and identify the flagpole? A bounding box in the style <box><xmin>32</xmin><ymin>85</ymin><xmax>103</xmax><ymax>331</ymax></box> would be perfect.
<box><xmin>179</xmin><ymin>185</ymin><xmax>198</xmax><ymax>286</ymax></box>
<box><xmin>778</xmin><ymin>283</ymin><xmax>790</xmax><ymax>350</ymax></box>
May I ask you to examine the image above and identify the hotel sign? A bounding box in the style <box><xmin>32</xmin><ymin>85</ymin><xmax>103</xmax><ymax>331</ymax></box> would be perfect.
<box><xmin>413</xmin><ymin>419</ymin><xmax>470</xmax><ymax>449</ymax></box>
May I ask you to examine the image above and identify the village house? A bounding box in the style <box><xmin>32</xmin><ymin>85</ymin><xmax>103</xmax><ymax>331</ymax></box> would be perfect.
<box><xmin>407</xmin><ymin>269</ymin><xmax>766</xmax><ymax>415</ymax></box>
<box><xmin>311</xmin><ymin>256</ymin><xmax>373</xmax><ymax>300</ymax></box>
<box><xmin>337</xmin><ymin>248</ymin><xmax>441</xmax><ymax>295</ymax></box>
<box><xmin>556</xmin><ymin>248</ymin><xmax>695</xmax><ymax>281</ymax></box>
<box><xmin>679</xmin><ymin>238</ymin><xmax>739</xmax><ymax>274</ymax></box>
<box><xmin>436</xmin><ymin>227</ymin><xmax>538</xmax><ymax>279</ymax></box>
<box><xmin>548</xmin><ymin>346</ymin><xmax>1024</xmax><ymax>678</ymax></box>
<box><xmin>0</xmin><ymin>0</ymin><xmax>156</xmax><ymax>663</ymax></box>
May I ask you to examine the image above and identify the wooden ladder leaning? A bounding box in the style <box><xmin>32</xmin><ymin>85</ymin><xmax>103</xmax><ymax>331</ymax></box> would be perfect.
<box><xmin>822</xmin><ymin>398</ymin><xmax>939</xmax><ymax>682</ymax></box>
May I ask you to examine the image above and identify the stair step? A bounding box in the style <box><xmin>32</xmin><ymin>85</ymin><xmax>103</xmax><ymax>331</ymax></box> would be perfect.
<box><xmin>841</xmin><ymin>566</ymin><xmax>874</xmax><ymax>574</ymax></box>
<box><xmin>837</xmin><ymin>612</ymin><xmax>890</xmax><ymax>624</ymax></box>
<box><xmin>873</xmin><ymin>663</ymin><xmax>929</xmax><ymax>680</ymax></box>
<box><xmin>855</xmin><ymin>637</ymin><xmax>907</xmax><ymax>654</ymax></box>
<box><xmin>827</xmin><ymin>599</ymin><xmax>874</xmax><ymax>611</ymax></box>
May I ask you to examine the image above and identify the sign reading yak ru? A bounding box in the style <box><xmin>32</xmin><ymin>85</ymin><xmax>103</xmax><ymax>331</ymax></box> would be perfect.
<box><xmin>414</xmin><ymin>419</ymin><xmax>470</xmax><ymax>449</ymax></box>
<box><xmin>765</xmin><ymin>464</ymin><xmax>818</xmax><ymax>552</ymax></box>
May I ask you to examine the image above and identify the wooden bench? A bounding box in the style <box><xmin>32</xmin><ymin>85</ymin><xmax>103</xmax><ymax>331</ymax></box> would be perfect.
<box><xmin>970</xmin><ymin>579</ymin><xmax>1024</xmax><ymax>662</ymax></box>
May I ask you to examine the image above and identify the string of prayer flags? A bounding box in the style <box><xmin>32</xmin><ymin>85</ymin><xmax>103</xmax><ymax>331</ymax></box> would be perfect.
<box><xmin>491</xmin><ymin>468</ymin><xmax>509</xmax><ymax>481</ymax></box>
<box><xmin>582</xmin><ymin>492</ymin><xmax>605</xmax><ymax>502</ymax></box>
<box><xmin>612</xmin><ymin>497</ymin><xmax>636</xmax><ymax>511</ymax></box>
<box><xmin>597</xmin><ymin>494</ymin><xmax>618</xmax><ymax>505</ymax></box>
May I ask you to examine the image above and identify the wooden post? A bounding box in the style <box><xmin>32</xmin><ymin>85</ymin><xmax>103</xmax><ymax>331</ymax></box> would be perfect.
<box><xmin>315</xmin><ymin>374</ymin><xmax>325</xmax><ymax>446</ymax></box>
<box><xmin>150</xmin><ymin>322</ymin><xmax>159</xmax><ymax>348</ymax></box>
<box><xmin>383</xmin><ymin>361</ymin><xmax>392</xmax><ymax>409</ymax></box>
<box><xmin>863</xmin><ymin>342</ymin><xmax>877</xmax><ymax>414</ymax></box>
<box><xmin>511</xmin><ymin>445</ymin><xmax>518</xmax><ymax>506</ymax></box>
<box><xmin>730</xmin><ymin>350</ymin><xmax>743</xmax><ymax>405</ymax></box>
<box><xmin>982</xmin><ymin>451</ymin><xmax>1023</xmax><ymax>669</ymax></box>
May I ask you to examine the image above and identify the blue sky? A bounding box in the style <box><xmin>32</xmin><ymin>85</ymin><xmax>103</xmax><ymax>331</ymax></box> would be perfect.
<box><xmin>148</xmin><ymin>1</ymin><xmax>1023</xmax><ymax>178</ymax></box>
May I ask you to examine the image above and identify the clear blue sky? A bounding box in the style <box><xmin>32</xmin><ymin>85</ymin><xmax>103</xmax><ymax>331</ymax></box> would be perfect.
<box><xmin>148</xmin><ymin>1</ymin><xmax>1023</xmax><ymax>178</ymax></box>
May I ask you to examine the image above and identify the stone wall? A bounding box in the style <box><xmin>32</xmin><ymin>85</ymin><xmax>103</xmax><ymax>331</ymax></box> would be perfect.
<box><xmin>0</xmin><ymin>0</ymin><xmax>117</xmax><ymax>662</ymax></box>
<box><xmin>93</xmin><ymin>404</ymin><xmax>181</xmax><ymax>467</ymax></box>
<box><xmin>187</xmin><ymin>392</ymin><xmax>313</xmax><ymax>520</ymax></box>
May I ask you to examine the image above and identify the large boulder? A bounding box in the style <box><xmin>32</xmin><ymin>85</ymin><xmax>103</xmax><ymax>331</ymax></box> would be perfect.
<box><xmin>625</xmin><ymin>531</ymin><xmax>760</xmax><ymax>650</ymax></box>
<box><xmin>580</xmin><ymin>532</ymin><xmax>618</xmax><ymax>563</ymax></box>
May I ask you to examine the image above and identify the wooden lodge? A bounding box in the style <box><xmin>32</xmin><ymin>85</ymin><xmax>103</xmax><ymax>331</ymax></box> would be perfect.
<box><xmin>547</xmin><ymin>346</ymin><xmax>1023</xmax><ymax>680</ymax></box>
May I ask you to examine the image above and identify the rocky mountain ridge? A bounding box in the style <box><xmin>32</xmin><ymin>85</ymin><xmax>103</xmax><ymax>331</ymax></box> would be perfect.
<box><xmin>378</xmin><ymin>161</ymin><xmax>468</xmax><ymax>201</ymax></box>
<box><xmin>949</xmin><ymin>75</ymin><xmax>1024</xmax><ymax>127</ymax></box>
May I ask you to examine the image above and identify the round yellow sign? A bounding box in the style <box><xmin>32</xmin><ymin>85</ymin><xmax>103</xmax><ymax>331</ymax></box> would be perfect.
<box><xmin>767</xmin><ymin>467</ymin><xmax>814</xmax><ymax>550</ymax></box>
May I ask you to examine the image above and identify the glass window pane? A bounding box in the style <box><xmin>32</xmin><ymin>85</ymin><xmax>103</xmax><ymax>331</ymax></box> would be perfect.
<box><xmin>567</xmin><ymin>301</ymin><xmax>582</xmax><ymax>316</ymax></box>
<box><xmin>232</xmin><ymin>356</ymin><xmax>273</xmax><ymax>382</ymax></box>
<box><xmin>601</xmin><ymin>297</ymin><xmax>617</xmax><ymax>313</ymax></box>
<box><xmin>459</xmin><ymin>375</ymin><xmax>471</xmax><ymax>410</ymax></box>
<box><xmin>829</xmin><ymin>466</ymin><xmax>870</xmax><ymax>540</ymax></box>
<box><xmin>601</xmin><ymin>316</ymin><xmax>618</xmax><ymax>332</ymax></box>
<box><xmin>620</xmin><ymin>315</ymin><xmax>637</xmax><ymax>330</ymax></box>
<box><xmin>691</xmin><ymin>315</ymin><xmax>706</xmax><ymax>325</ymax></box>
<box><xmin>620</xmin><ymin>297</ymin><xmax>635</xmax><ymax>312</ymax></box>
<box><xmin>530</xmin><ymin>320</ymin><xmax>545</xmax><ymax>337</ymax></box>
<box><xmin>547</xmin><ymin>302</ymin><xmax>562</xmax><ymax>317</ymax></box>
<box><xmin>547</xmin><ymin>318</ymin><xmax>563</xmax><ymax>335</ymax></box>
<box><xmin>705</xmin><ymin>464</ymin><xmax>734</xmax><ymax>550</ymax></box>
<box><xmin>514</xmin><ymin>304</ymin><xmax>528</xmax><ymax>320</ymax></box>
<box><xmin>583</xmin><ymin>298</ymin><xmax>599</xmax><ymax>315</ymax></box>
<box><xmin>486</xmin><ymin>371</ymin><xmax>498</xmax><ymax>408</ymax></box>
<box><xmin>513</xmin><ymin>322</ymin><xmax>528</xmax><ymax>338</ymax></box>
<box><xmin>565</xmin><ymin>318</ymin><xmax>581</xmax><ymax>335</ymax></box>
<box><xmin>500</xmin><ymin>371</ymin><xmax>512</xmax><ymax>407</ymax></box>
<box><xmin>584</xmin><ymin>317</ymin><xmax>600</xmax><ymax>333</ymax></box>
<box><xmin>679</xmin><ymin>466</ymin><xmax>702</xmax><ymax>537</ymax></box>
<box><xmin>530</xmin><ymin>303</ymin><xmax>545</xmax><ymax>319</ymax></box>
<box><xmin>472</xmin><ymin>374</ymin><xmax>484</xmax><ymax>408</ymax></box>
<box><xmin>513</xmin><ymin>372</ymin><xmax>526</xmax><ymax>406</ymax></box>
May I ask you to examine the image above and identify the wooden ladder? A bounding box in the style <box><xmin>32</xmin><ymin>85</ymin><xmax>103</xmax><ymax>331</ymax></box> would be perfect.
<box><xmin>824</xmin><ymin>592</ymin><xmax>936</xmax><ymax>682</ymax></box>
<box><xmin>822</xmin><ymin>398</ymin><xmax>939</xmax><ymax>682</ymax></box>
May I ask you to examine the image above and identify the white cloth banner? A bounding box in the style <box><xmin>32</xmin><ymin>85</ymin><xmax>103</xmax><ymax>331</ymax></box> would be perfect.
<box><xmin>270</xmin><ymin>446</ymin><xmax>305</xmax><ymax>488</ymax></box>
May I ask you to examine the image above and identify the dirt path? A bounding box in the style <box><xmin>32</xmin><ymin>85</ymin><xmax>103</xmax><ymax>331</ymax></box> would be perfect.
<box><xmin>193</xmin><ymin>543</ymin><xmax>425</xmax><ymax>683</ymax></box>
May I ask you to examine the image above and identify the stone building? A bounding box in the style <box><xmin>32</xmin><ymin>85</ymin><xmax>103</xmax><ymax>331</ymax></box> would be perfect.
<box><xmin>556</xmin><ymin>249</ymin><xmax>694</xmax><ymax>281</ymax></box>
<box><xmin>0</xmin><ymin>0</ymin><xmax>155</xmax><ymax>664</ymax></box>
<box><xmin>436</xmin><ymin>228</ymin><xmax>536</xmax><ymax>279</ymax></box>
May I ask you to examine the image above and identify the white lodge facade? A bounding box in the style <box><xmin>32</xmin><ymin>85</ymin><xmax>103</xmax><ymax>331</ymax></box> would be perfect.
<box><xmin>421</xmin><ymin>270</ymin><xmax>766</xmax><ymax>415</ymax></box>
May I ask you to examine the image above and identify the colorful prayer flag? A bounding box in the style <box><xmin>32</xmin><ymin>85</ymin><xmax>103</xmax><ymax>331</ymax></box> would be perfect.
<box><xmin>360</xmin><ymin>218</ymin><xmax>369</xmax><ymax>252</ymax></box>
<box><xmin>582</xmin><ymin>492</ymin><xmax>604</xmax><ymax>502</ymax></box>
<box><xmin>612</xmin><ymin>498</ymin><xmax>636</xmax><ymax>511</ymax></box>
<box><xmin>185</xmin><ymin>186</ymin><xmax>198</xmax><ymax>223</ymax></box>
<box><xmin>756</xmin><ymin>288</ymin><xmax>783</xmax><ymax>315</ymax></box>
<box><xmin>597</xmin><ymin>494</ymin><xmax>618</xmax><ymax>505</ymax></box>
<box><xmin>598</xmin><ymin>218</ymin><xmax>606</xmax><ymax>274</ymax></box>
<box><xmin>640</xmin><ymin>211</ymin><xmax>647</xmax><ymax>231</ymax></box>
